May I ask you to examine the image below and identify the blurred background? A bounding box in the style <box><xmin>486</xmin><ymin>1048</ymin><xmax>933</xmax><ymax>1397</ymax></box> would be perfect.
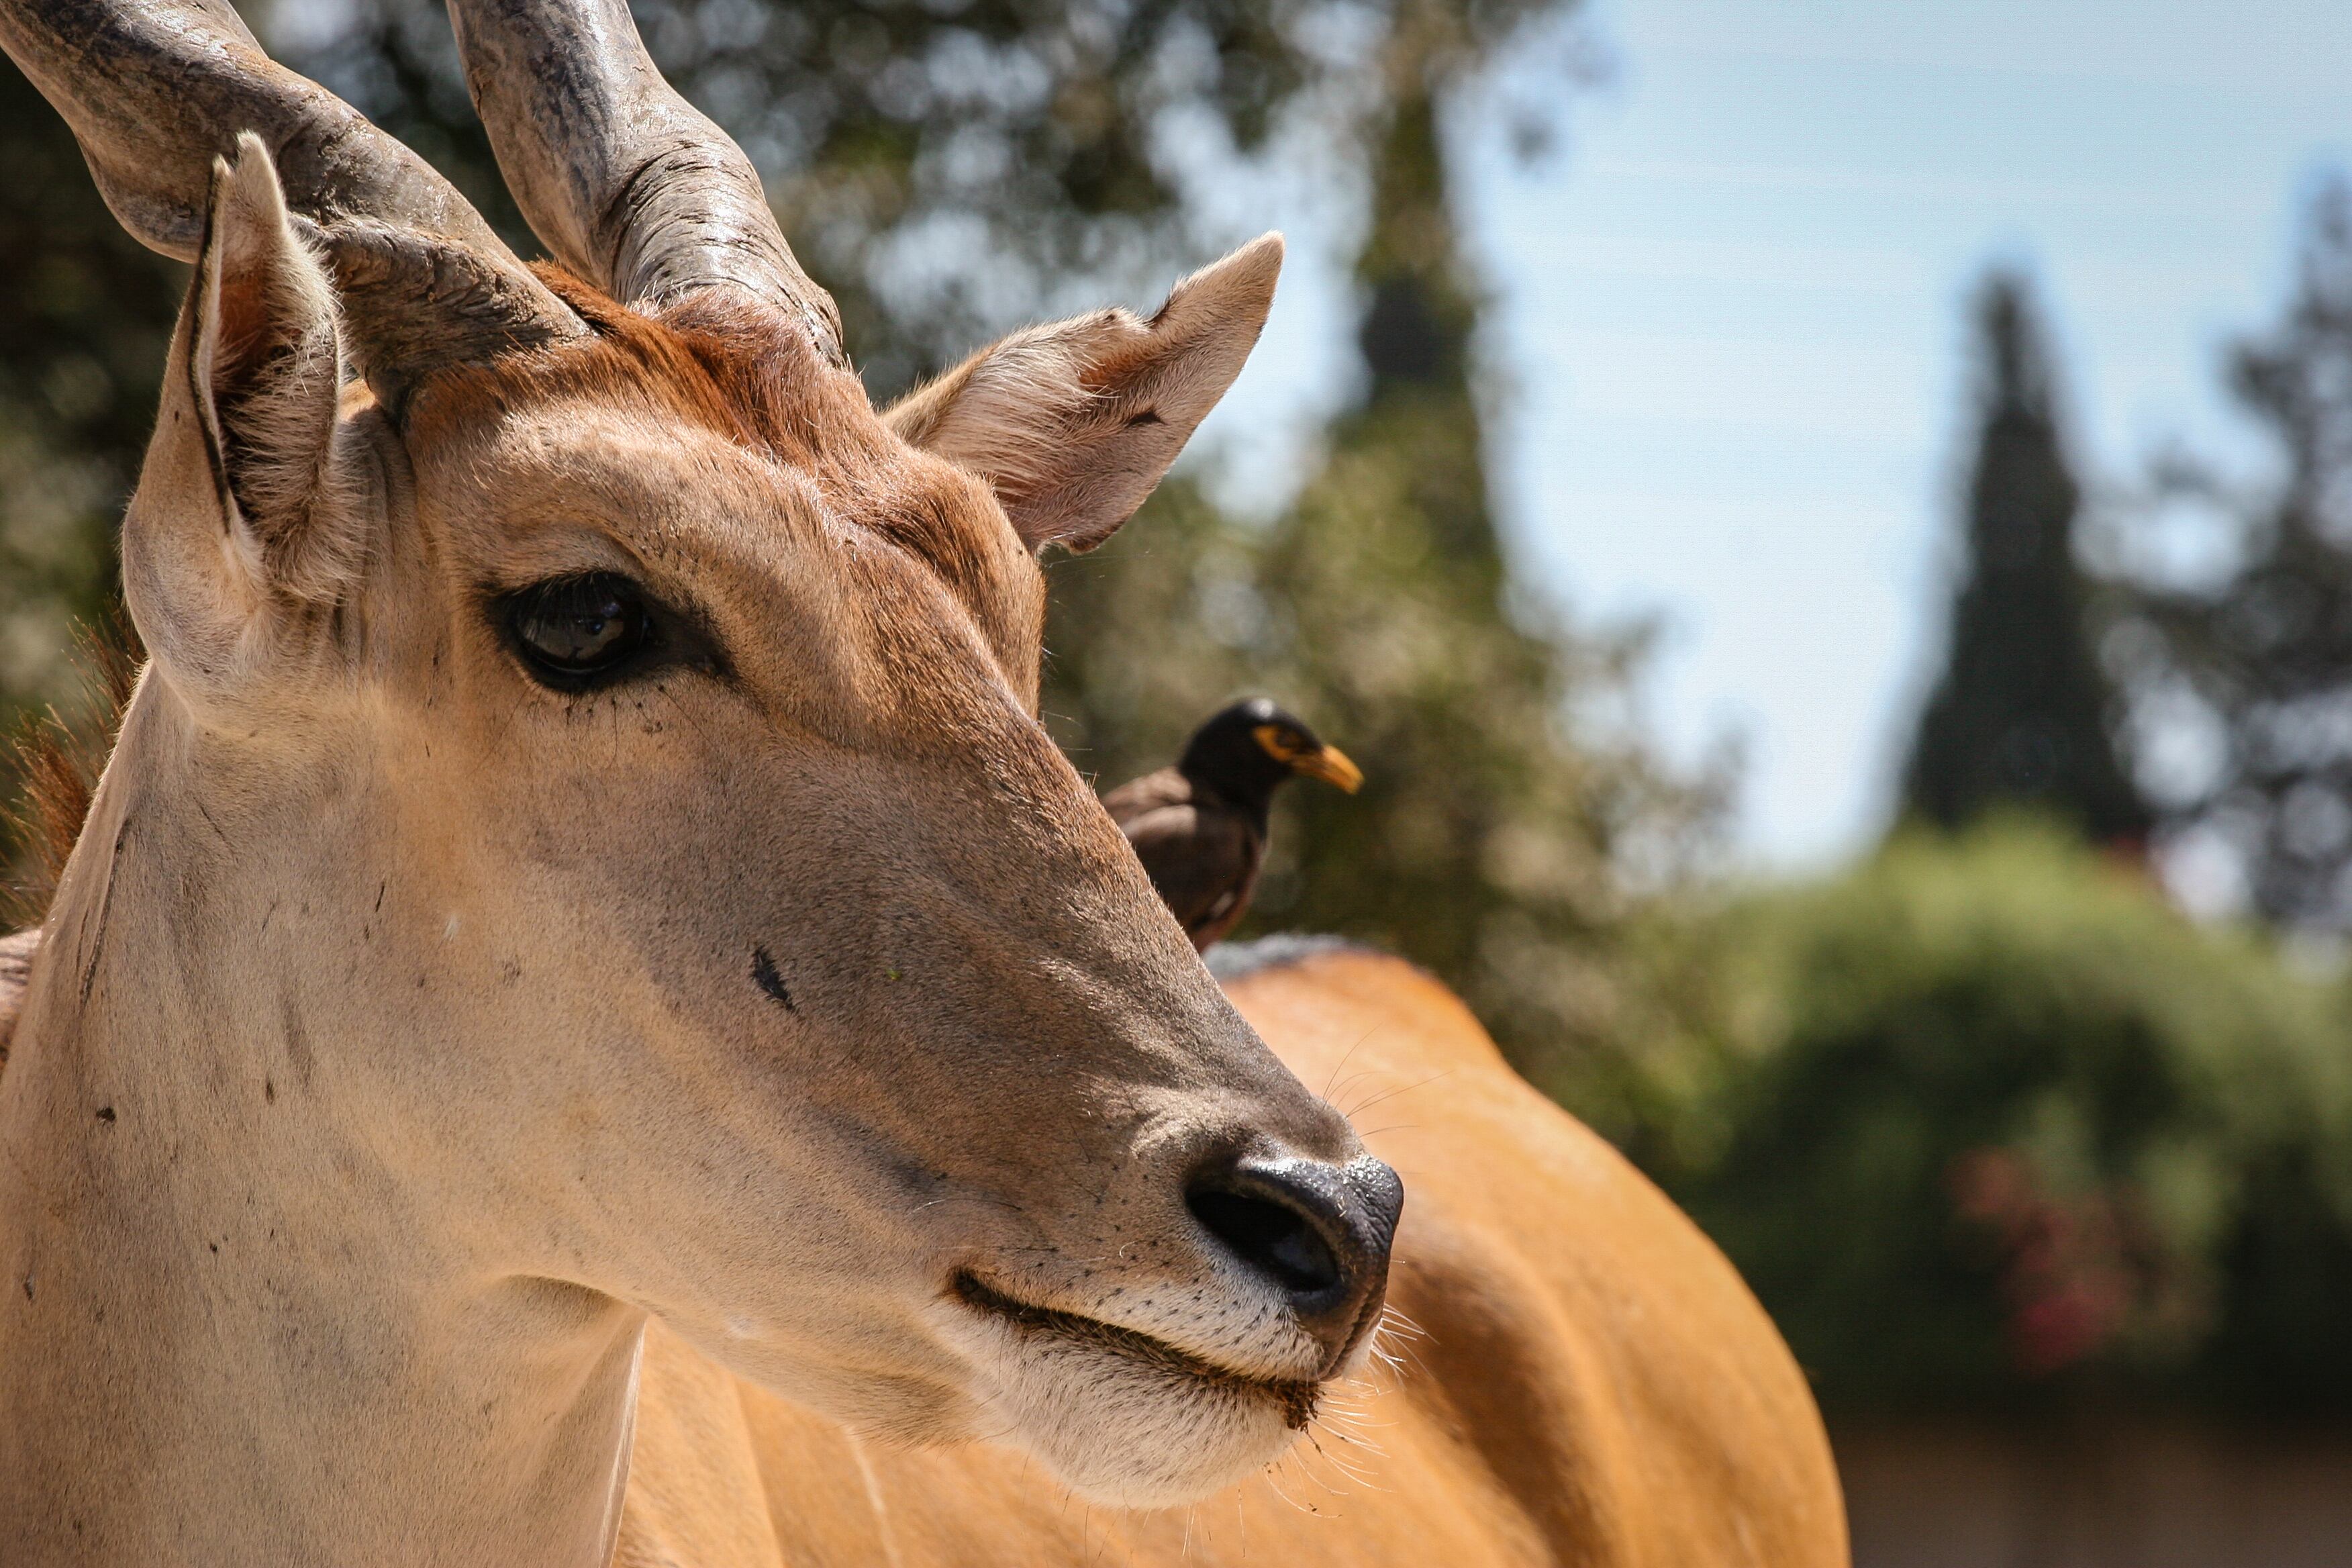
<box><xmin>9</xmin><ymin>0</ymin><xmax>2352</xmax><ymax>1560</ymax></box>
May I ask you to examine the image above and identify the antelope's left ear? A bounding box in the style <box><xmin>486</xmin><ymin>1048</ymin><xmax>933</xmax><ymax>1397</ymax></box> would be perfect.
<box><xmin>884</xmin><ymin>234</ymin><xmax>1283</xmax><ymax>553</ymax></box>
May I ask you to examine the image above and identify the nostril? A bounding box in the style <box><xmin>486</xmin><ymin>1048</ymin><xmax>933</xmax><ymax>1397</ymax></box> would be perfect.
<box><xmin>1187</xmin><ymin>1185</ymin><xmax>1342</xmax><ymax>1297</ymax></box>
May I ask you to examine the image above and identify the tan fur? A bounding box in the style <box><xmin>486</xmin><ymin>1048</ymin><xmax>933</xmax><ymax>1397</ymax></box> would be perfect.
<box><xmin>2</xmin><ymin>8</ymin><xmax>1844</xmax><ymax>1562</ymax></box>
<box><xmin>1</xmin><ymin>129</ymin><xmax>1354</xmax><ymax>1563</ymax></box>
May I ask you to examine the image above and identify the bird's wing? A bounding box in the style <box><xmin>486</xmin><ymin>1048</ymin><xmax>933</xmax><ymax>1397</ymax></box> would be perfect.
<box><xmin>1122</xmin><ymin>803</ymin><xmax>1261</xmax><ymax>941</ymax></box>
<box><xmin>1099</xmin><ymin>767</ymin><xmax>1193</xmax><ymax>827</ymax></box>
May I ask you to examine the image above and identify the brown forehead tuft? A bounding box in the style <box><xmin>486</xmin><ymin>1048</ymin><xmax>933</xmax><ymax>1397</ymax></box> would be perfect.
<box><xmin>406</xmin><ymin>268</ymin><xmax>799</xmax><ymax>455</ymax></box>
<box><xmin>401</xmin><ymin>269</ymin><xmax>1038</xmax><ymax>660</ymax></box>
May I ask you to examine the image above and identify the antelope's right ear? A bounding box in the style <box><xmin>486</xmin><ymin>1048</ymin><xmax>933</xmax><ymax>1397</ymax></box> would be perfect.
<box><xmin>127</xmin><ymin>134</ymin><xmax>369</xmax><ymax>690</ymax></box>
<box><xmin>883</xmin><ymin>234</ymin><xmax>1283</xmax><ymax>554</ymax></box>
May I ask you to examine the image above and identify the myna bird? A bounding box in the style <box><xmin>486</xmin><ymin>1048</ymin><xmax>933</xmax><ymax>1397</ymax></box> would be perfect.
<box><xmin>1102</xmin><ymin>698</ymin><xmax>1363</xmax><ymax>951</ymax></box>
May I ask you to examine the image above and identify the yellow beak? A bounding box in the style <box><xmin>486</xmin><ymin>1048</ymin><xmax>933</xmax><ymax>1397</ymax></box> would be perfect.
<box><xmin>1291</xmin><ymin>743</ymin><xmax>1363</xmax><ymax>794</ymax></box>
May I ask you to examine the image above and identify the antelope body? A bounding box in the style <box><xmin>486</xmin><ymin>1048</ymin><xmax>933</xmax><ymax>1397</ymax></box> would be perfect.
<box><xmin>0</xmin><ymin>1</ymin><xmax>1844</xmax><ymax>1562</ymax></box>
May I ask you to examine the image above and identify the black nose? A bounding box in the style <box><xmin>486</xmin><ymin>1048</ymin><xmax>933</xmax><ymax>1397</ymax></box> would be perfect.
<box><xmin>1187</xmin><ymin>1152</ymin><xmax>1403</xmax><ymax>1372</ymax></box>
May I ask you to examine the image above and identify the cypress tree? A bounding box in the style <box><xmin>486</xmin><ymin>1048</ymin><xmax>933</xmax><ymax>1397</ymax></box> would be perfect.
<box><xmin>1900</xmin><ymin>273</ymin><xmax>2147</xmax><ymax>846</ymax></box>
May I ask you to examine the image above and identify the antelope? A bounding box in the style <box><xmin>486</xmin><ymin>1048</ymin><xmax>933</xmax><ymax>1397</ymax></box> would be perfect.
<box><xmin>0</xmin><ymin>1</ymin><xmax>1846</xmax><ymax>1563</ymax></box>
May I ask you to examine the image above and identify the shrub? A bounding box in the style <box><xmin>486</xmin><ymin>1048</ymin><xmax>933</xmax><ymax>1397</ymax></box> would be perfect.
<box><xmin>1647</xmin><ymin>823</ymin><xmax>2352</xmax><ymax>1416</ymax></box>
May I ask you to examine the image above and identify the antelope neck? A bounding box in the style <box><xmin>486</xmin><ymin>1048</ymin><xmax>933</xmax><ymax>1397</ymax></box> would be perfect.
<box><xmin>0</xmin><ymin>727</ymin><xmax>648</xmax><ymax>1568</ymax></box>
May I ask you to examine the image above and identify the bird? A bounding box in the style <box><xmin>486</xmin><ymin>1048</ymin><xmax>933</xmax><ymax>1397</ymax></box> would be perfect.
<box><xmin>1101</xmin><ymin>698</ymin><xmax>1363</xmax><ymax>952</ymax></box>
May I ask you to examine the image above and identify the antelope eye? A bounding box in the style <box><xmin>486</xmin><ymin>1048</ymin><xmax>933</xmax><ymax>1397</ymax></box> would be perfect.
<box><xmin>504</xmin><ymin>574</ymin><xmax>654</xmax><ymax>685</ymax></box>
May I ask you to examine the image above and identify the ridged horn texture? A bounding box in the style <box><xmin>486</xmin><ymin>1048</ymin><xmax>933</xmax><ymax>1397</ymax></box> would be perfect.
<box><xmin>0</xmin><ymin>0</ymin><xmax>585</xmax><ymax>388</ymax></box>
<box><xmin>446</xmin><ymin>0</ymin><xmax>846</xmax><ymax>365</ymax></box>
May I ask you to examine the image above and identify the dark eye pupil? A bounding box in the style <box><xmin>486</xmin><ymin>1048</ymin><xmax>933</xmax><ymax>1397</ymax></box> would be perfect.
<box><xmin>509</xmin><ymin>575</ymin><xmax>649</xmax><ymax>679</ymax></box>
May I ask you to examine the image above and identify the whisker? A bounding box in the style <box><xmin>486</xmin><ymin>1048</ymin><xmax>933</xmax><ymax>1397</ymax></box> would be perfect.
<box><xmin>1289</xmin><ymin>1429</ymin><xmax>1364</xmax><ymax>1504</ymax></box>
<box><xmin>1308</xmin><ymin>1430</ymin><xmax>1381</xmax><ymax>1489</ymax></box>
<box><xmin>1340</xmin><ymin>1069</ymin><xmax>1454</xmax><ymax>1120</ymax></box>
<box><xmin>1324</xmin><ymin>1071</ymin><xmax>1387</xmax><ymax>1122</ymax></box>
<box><xmin>1259</xmin><ymin>1456</ymin><xmax>1316</xmax><ymax>1517</ymax></box>
<box><xmin>1312</xmin><ymin>1416</ymin><xmax>1392</xmax><ymax>1465</ymax></box>
<box><xmin>1320</xmin><ymin>1024</ymin><xmax>1384</xmax><ymax>1100</ymax></box>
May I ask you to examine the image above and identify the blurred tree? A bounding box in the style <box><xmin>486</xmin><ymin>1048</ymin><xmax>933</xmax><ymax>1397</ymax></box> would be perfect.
<box><xmin>2115</xmin><ymin>178</ymin><xmax>2352</xmax><ymax>928</ymax></box>
<box><xmin>1040</xmin><ymin>4</ymin><xmax>1722</xmax><ymax>1109</ymax></box>
<box><xmin>1898</xmin><ymin>271</ymin><xmax>2146</xmax><ymax>847</ymax></box>
<box><xmin>0</xmin><ymin>63</ymin><xmax>183</xmax><ymax>755</ymax></box>
<box><xmin>280</xmin><ymin>0</ymin><xmax>1580</xmax><ymax>396</ymax></box>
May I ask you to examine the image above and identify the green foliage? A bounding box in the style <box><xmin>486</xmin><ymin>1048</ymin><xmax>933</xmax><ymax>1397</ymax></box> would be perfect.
<box><xmin>0</xmin><ymin>62</ymin><xmax>183</xmax><ymax>746</ymax></box>
<box><xmin>1654</xmin><ymin>822</ymin><xmax>2352</xmax><ymax>1416</ymax></box>
<box><xmin>1899</xmin><ymin>271</ymin><xmax>2145</xmax><ymax>847</ymax></box>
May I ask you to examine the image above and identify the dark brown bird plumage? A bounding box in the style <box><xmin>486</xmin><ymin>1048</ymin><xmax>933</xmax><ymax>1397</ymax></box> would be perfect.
<box><xmin>1102</xmin><ymin>699</ymin><xmax>1361</xmax><ymax>951</ymax></box>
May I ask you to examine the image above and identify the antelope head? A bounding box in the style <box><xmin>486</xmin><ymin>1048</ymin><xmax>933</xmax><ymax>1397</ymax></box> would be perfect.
<box><xmin>0</xmin><ymin>0</ymin><xmax>1399</xmax><ymax>1540</ymax></box>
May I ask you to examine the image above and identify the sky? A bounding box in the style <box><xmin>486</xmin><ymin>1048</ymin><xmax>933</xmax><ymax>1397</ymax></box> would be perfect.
<box><xmin>1430</xmin><ymin>0</ymin><xmax>2352</xmax><ymax>867</ymax></box>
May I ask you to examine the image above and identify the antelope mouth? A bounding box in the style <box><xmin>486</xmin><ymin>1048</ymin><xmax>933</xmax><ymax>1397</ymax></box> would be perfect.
<box><xmin>949</xmin><ymin>1270</ymin><xmax>1321</xmax><ymax>1430</ymax></box>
